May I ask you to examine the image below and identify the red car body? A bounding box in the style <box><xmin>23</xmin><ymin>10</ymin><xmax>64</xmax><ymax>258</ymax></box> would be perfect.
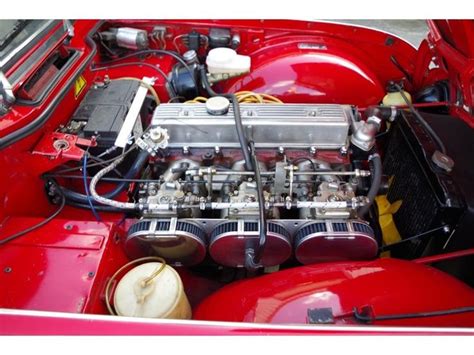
<box><xmin>0</xmin><ymin>19</ymin><xmax>473</xmax><ymax>335</ymax></box>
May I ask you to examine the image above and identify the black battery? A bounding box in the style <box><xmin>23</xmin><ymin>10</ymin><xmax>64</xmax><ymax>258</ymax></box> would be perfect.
<box><xmin>71</xmin><ymin>80</ymin><xmax>141</xmax><ymax>149</ymax></box>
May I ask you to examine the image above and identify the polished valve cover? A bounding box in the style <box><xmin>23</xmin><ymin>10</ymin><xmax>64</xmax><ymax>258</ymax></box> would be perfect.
<box><xmin>152</xmin><ymin>103</ymin><xmax>352</xmax><ymax>149</ymax></box>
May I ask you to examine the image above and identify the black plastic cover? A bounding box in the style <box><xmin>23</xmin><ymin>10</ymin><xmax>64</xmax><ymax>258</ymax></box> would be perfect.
<box><xmin>71</xmin><ymin>80</ymin><xmax>140</xmax><ymax>147</ymax></box>
<box><xmin>307</xmin><ymin>308</ymin><xmax>334</xmax><ymax>324</ymax></box>
<box><xmin>209</xmin><ymin>28</ymin><xmax>231</xmax><ymax>48</ymax></box>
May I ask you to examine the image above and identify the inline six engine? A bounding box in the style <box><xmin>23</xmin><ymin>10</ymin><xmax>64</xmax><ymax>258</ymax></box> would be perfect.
<box><xmin>64</xmin><ymin>76</ymin><xmax>382</xmax><ymax>269</ymax></box>
<box><xmin>125</xmin><ymin>100</ymin><xmax>377</xmax><ymax>267</ymax></box>
<box><xmin>3</xmin><ymin>20</ymin><xmax>474</xmax><ymax>327</ymax></box>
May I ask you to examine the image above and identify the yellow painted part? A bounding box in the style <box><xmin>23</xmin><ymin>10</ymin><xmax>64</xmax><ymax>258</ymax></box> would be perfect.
<box><xmin>379</xmin><ymin>213</ymin><xmax>401</xmax><ymax>246</ymax></box>
<box><xmin>74</xmin><ymin>75</ymin><xmax>87</xmax><ymax>99</ymax></box>
<box><xmin>375</xmin><ymin>195</ymin><xmax>402</xmax><ymax>257</ymax></box>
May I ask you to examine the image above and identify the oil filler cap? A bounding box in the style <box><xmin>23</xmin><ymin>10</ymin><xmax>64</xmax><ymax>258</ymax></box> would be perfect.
<box><xmin>206</xmin><ymin>96</ymin><xmax>230</xmax><ymax>115</ymax></box>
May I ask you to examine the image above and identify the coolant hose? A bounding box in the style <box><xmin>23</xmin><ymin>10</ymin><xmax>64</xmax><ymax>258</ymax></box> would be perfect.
<box><xmin>365</xmin><ymin>105</ymin><xmax>398</xmax><ymax>122</ymax></box>
<box><xmin>359</xmin><ymin>152</ymin><xmax>382</xmax><ymax>217</ymax></box>
<box><xmin>199</xmin><ymin>66</ymin><xmax>253</xmax><ymax>171</ymax></box>
<box><xmin>62</xmin><ymin>150</ymin><xmax>150</xmax><ymax>204</ymax></box>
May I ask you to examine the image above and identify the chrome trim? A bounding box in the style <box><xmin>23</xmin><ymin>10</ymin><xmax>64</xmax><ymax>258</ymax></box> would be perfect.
<box><xmin>127</xmin><ymin>219</ymin><xmax>207</xmax><ymax>246</ymax></box>
<box><xmin>295</xmin><ymin>220</ymin><xmax>376</xmax><ymax>245</ymax></box>
<box><xmin>133</xmin><ymin>230</ymin><xmax>206</xmax><ymax>247</ymax></box>
<box><xmin>210</xmin><ymin>230</ymin><xmax>291</xmax><ymax>244</ymax></box>
<box><xmin>296</xmin><ymin>231</ymin><xmax>377</xmax><ymax>247</ymax></box>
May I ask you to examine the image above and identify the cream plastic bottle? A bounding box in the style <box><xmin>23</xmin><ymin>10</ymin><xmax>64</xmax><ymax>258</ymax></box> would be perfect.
<box><xmin>382</xmin><ymin>87</ymin><xmax>412</xmax><ymax>106</ymax></box>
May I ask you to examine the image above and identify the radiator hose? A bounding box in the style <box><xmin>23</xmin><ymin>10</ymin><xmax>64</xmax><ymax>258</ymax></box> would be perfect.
<box><xmin>359</xmin><ymin>152</ymin><xmax>382</xmax><ymax>217</ymax></box>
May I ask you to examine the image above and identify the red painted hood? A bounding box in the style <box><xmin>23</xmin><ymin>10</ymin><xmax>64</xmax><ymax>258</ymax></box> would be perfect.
<box><xmin>427</xmin><ymin>20</ymin><xmax>474</xmax><ymax>117</ymax></box>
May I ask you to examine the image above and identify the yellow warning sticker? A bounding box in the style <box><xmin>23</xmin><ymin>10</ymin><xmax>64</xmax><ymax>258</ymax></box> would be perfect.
<box><xmin>74</xmin><ymin>75</ymin><xmax>87</xmax><ymax>99</ymax></box>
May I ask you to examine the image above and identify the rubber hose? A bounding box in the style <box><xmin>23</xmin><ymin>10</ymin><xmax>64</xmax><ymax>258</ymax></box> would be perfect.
<box><xmin>65</xmin><ymin>201</ymin><xmax>128</xmax><ymax>213</ymax></box>
<box><xmin>62</xmin><ymin>149</ymin><xmax>149</xmax><ymax>204</ymax></box>
<box><xmin>249</xmin><ymin>141</ymin><xmax>267</xmax><ymax>264</ymax></box>
<box><xmin>359</xmin><ymin>152</ymin><xmax>382</xmax><ymax>217</ymax></box>
<box><xmin>199</xmin><ymin>66</ymin><xmax>253</xmax><ymax>171</ymax></box>
<box><xmin>365</xmin><ymin>105</ymin><xmax>398</xmax><ymax>121</ymax></box>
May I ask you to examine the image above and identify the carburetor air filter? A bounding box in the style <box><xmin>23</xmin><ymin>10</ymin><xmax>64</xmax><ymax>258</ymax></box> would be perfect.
<box><xmin>125</xmin><ymin>219</ymin><xmax>207</xmax><ymax>266</ymax></box>
<box><xmin>294</xmin><ymin>220</ymin><xmax>378</xmax><ymax>264</ymax></box>
<box><xmin>209</xmin><ymin>220</ymin><xmax>292</xmax><ymax>268</ymax></box>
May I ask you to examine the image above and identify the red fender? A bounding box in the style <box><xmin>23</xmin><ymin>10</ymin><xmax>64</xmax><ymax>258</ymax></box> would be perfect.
<box><xmin>194</xmin><ymin>258</ymin><xmax>474</xmax><ymax>327</ymax></box>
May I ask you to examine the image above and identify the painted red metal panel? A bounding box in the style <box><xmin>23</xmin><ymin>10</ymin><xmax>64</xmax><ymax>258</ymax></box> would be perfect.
<box><xmin>0</xmin><ymin>19</ymin><xmax>473</xmax><ymax>335</ymax></box>
<box><xmin>220</xmin><ymin>36</ymin><xmax>386</xmax><ymax>107</ymax></box>
<box><xmin>194</xmin><ymin>258</ymin><xmax>474</xmax><ymax>327</ymax></box>
<box><xmin>0</xmin><ymin>218</ymin><xmax>127</xmax><ymax>314</ymax></box>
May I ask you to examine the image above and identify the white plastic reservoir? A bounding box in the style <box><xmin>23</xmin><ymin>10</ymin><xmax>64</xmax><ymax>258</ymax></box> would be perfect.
<box><xmin>206</xmin><ymin>47</ymin><xmax>251</xmax><ymax>74</ymax></box>
<box><xmin>114</xmin><ymin>262</ymin><xmax>192</xmax><ymax>319</ymax></box>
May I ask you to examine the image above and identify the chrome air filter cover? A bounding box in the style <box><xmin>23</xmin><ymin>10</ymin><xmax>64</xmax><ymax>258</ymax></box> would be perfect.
<box><xmin>125</xmin><ymin>219</ymin><xmax>207</xmax><ymax>266</ymax></box>
<box><xmin>209</xmin><ymin>220</ymin><xmax>292</xmax><ymax>268</ymax></box>
<box><xmin>294</xmin><ymin>220</ymin><xmax>378</xmax><ymax>264</ymax></box>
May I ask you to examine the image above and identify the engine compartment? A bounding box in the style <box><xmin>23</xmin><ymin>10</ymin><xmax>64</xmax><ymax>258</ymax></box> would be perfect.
<box><xmin>1</xmin><ymin>20</ymin><xmax>473</xmax><ymax>327</ymax></box>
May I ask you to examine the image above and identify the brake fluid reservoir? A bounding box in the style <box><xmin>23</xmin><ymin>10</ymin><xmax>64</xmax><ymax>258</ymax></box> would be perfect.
<box><xmin>113</xmin><ymin>261</ymin><xmax>191</xmax><ymax>319</ymax></box>
<box><xmin>206</xmin><ymin>47</ymin><xmax>251</xmax><ymax>74</ymax></box>
<box><xmin>382</xmin><ymin>89</ymin><xmax>412</xmax><ymax>106</ymax></box>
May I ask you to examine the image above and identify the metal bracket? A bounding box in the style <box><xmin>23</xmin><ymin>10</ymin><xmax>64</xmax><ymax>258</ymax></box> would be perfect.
<box><xmin>115</xmin><ymin>76</ymin><xmax>155</xmax><ymax>148</ymax></box>
<box><xmin>32</xmin><ymin>132</ymin><xmax>97</xmax><ymax>160</ymax></box>
<box><xmin>274</xmin><ymin>162</ymin><xmax>289</xmax><ymax>196</ymax></box>
<box><xmin>284</xmin><ymin>164</ymin><xmax>298</xmax><ymax>200</ymax></box>
<box><xmin>307</xmin><ymin>308</ymin><xmax>334</xmax><ymax>324</ymax></box>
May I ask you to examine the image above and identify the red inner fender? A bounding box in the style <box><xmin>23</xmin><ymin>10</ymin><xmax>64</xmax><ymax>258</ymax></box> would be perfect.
<box><xmin>194</xmin><ymin>258</ymin><xmax>474</xmax><ymax>327</ymax></box>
